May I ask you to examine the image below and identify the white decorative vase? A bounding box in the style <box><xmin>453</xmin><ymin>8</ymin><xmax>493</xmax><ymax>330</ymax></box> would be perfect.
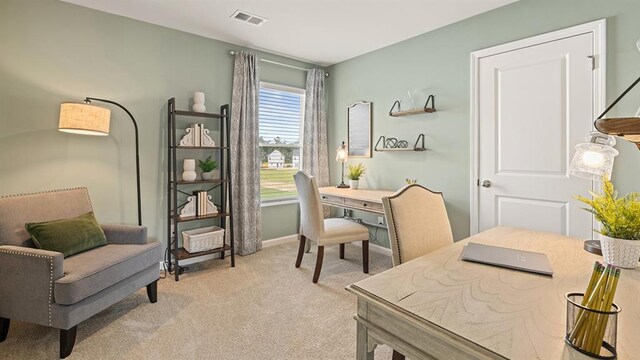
<box><xmin>193</xmin><ymin>92</ymin><xmax>206</xmax><ymax>113</ymax></box>
<box><xmin>600</xmin><ymin>235</ymin><xmax>640</xmax><ymax>269</ymax></box>
<box><xmin>349</xmin><ymin>180</ymin><xmax>359</xmax><ymax>189</ymax></box>
<box><xmin>182</xmin><ymin>159</ymin><xmax>197</xmax><ymax>182</ymax></box>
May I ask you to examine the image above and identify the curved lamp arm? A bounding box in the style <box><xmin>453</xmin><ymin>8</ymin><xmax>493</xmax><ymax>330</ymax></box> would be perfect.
<box><xmin>593</xmin><ymin>75</ymin><xmax>640</xmax><ymax>150</ymax></box>
<box><xmin>85</xmin><ymin>97</ymin><xmax>142</xmax><ymax>226</ymax></box>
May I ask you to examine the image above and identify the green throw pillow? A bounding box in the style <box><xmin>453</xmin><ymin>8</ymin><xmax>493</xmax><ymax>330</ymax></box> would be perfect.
<box><xmin>25</xmin><ymin>212</ymin><xmax>107</xmax><ymax>257</ymax></box>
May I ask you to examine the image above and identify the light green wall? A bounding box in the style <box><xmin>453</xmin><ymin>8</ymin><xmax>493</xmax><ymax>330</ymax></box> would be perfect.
<box><xmin>327</xmin><ymin>0</ymin><xmax>640</xmax><ymax>247</ymax></box>
<box><xmin>4</xmin><ymin>0</ymin><xmax>640</xmax><ymax>252</ymax></box>
<box><xmin>0</xmin><ymin>0</ymin><xmax>310</xmax><ymax>245</ymax></box>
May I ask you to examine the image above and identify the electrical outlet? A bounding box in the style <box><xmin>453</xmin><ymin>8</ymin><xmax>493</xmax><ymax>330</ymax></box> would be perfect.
<box><xmin>377</xmin><ymin>216</ymin><xmax>385</xmax><ymax>225</ymax></box>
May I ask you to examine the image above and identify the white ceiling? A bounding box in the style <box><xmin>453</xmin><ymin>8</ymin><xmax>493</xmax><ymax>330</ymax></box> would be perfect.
<box><xmin>62</xmin><ymin>0</ymin><xmax>517</xmax><ymax>66</ymax></box>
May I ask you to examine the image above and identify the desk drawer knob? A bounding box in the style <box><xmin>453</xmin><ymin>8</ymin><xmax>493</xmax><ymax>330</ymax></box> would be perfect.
<box><xmin>363</xmin><ymin>203</ymin><xmax>367</xmax><ymax>207</ymax></box>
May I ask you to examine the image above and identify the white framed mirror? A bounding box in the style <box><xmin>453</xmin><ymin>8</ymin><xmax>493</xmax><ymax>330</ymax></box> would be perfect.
<box><xmin>347</xmin><ymin>101</ymin><xmax>372</xmax><ymax>158</ymax></box>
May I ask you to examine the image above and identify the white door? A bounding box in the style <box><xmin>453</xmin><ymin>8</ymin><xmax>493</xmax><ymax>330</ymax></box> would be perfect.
<box><xmin>473</xmin><ymin>22</ymin><xmax>605</xmax><ymax>238</ymax></box>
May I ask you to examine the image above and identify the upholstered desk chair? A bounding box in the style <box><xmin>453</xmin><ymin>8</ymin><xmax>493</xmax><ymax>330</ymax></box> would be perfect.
<box><xmin>382</xmin><ymin>184</ymin><xmax>453</xmax><ymax>360</ymax></box>
<box><xmin>293</xmin><ymin>171</ymin><xmax>370</xmax><ymax>283</ymax></box>
<box><xmin>0</xmin><ymin>188</ymin><xmax>162</xmax><ymax>358</ymax></box>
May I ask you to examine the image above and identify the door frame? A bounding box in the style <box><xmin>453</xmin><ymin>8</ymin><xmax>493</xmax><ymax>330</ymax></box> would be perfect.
<box><xmin>469</xmin><ymin>19</ymin><xmax>607</xmax><ymax>235</ymax></box>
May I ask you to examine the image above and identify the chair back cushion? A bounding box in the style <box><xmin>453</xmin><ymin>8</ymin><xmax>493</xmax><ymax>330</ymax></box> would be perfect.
<box><xmin>0</xmin><ymin>188</ymin><xmax>93</xmax><ymax>247</ymax></box>
<box><xmin>383</xmin><ymin>184</ymin><xmax>453</xmax><ymax>266</ymax></box>
<box><xmin>293</xmin><ymin>171</ymin><xmax>324</xmax><ymax>241</ymax></box>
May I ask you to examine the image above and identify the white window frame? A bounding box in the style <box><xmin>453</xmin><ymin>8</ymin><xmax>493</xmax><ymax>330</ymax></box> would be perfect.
<box><xmin>259</xmin><ymin>81</ymin><xmax>306</xmax><ymax>206</ymax></box>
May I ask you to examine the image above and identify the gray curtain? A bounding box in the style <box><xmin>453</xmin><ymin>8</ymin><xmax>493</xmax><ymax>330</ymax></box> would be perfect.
<box><xmin>302</xmin><ymin>69</ymin><xmax>329</xmax><ymax>189</ymax></box>
<box><xmin>230</xmin><ymin>51</ymin><xmax>262</xmax><ymax>255</ymax></box>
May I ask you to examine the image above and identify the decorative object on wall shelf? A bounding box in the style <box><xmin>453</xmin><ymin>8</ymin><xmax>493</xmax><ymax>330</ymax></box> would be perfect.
<box><xmin>179</xmin><ymin>192</ymin><xmax>218</xmax><ymax>219</ymax></box>
<box><xmin>179</xmin><ymin>124</ymin><xmax>216</xmax><ymax>147</ymax></box>
<box><xmin>374</xmin><ymin>134</ymin><xmax>426</xmax><ymax>152</ymax></box>
<box><xmin>192</xmin><ymin>92</ymin><xmax>206</xmax><ymax>113</ymax></box>
<box><xmin>389</xmin><ymin>95</ymin><xmax>436</xmax><ymax>117</ymax></box>
<box><xmin>182</xmin><ymin>159</ymin><xmax>197</xmax><ymax>182</ymax></box>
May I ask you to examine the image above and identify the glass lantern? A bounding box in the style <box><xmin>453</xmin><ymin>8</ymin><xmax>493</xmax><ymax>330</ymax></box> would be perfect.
<box><xmin>568</xmin><ymin>132</ymin><xmax>619</xmax><ymax>181</ymax></box>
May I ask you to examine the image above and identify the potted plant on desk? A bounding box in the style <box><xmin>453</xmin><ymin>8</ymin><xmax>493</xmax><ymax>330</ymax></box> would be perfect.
<box><xmin>346</xmin><ymin>163</ymin><xmax>366</xmax><ymax>190</ymax></box>
<box><xmin>576</xmin><ymin>178</ymin><xmax>640</xmax><ymax>269</ymax></box>
<box><xmin>198</xmin><ymin>156</ymin><xmax>219</xmax><ymax>180</ymax></box>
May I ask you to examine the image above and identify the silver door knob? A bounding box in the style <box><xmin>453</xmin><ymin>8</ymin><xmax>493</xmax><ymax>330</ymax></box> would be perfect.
<box><xmin>481</xmin><ymin>180</ymin><xmax>491</xmax><ymax>188</ymax></box>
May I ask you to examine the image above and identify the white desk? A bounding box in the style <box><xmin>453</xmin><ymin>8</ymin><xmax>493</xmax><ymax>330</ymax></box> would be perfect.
<box><xmin>318</xmin><ymin>187</ymin><xmax>395</xmax><ymax>215</ymax></box>
<box><xmin>347</xmin><ymin>227</ymin><xmax>640</xmax><ymax>359</ymax></box>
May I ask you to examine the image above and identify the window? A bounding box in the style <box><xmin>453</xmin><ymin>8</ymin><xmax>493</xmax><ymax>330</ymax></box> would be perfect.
<box><xmin>258</xmin><ymin>82</ymin><xmax>305</xmax><ymax>202</ymax></box>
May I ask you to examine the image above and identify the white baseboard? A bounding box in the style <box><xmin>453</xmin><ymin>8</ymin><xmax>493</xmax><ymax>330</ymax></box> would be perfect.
<box><xmin>352</xmin><ymin>240</ymin><xmax>391</xmax><ymax>257</ymax></box>
<box><xmin>159</xmin><ymin>234</ymin><xmax>389</xmax><ymax>270</ymax></box>
<box><xmin>263</xmin><ymin>234</ymin><xmax>298</xmax><ymax>247</ymax></box>
<box><xmin>159</xmin><ymin>235</ymin><xmax>299</xmax><ymax>270</ymax></box>
<box><xmin>263</xmin><ymin>233</ymin><xmax>391</xmax><ymax>256</ymax></box>
<box><xmin>159</xmin><ymin>252</ymin><xmax>227</xmax><ymax>270</ymax></box>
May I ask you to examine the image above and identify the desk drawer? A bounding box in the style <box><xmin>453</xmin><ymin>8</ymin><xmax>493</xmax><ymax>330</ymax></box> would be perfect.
<box><xmin>320</xmin><ymin>194</ymin><xmax>343</xmax><ymax>205</ymax></box>
<box><xmin>344</xmin><ymin>198</ymin><xmax>383</xmax><ymax>213</ymax></box>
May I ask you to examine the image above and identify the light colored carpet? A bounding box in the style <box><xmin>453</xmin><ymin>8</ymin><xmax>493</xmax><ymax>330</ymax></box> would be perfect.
<box><xmin>2</xmin><ymin>241</ymin><xmax>396</xmax><ymax>359</ymax></box>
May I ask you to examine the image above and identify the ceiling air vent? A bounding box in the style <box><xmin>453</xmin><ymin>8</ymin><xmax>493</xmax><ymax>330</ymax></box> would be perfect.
<box><xmin>231</xmin><ymin>10</ymin><xmax>267</xmax><ymax>26</ymax></box>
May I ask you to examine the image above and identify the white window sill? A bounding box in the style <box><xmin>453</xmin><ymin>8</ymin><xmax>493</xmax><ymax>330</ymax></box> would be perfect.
<box><xmin>261</xmin><ymin>199</ymin><xmax>299</xmax><ymax>208</ymax></box>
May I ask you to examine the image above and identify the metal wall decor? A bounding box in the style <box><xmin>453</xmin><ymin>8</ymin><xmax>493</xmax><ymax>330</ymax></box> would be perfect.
<box><xmin>374</xmin><ymin>134</ymin><xmax>426</xmax><ymax>152</ymax></box>
<box><xmin>347</xmin><ymin>101</ymin><xmax>372</xmax><ymax>157</ymax></box>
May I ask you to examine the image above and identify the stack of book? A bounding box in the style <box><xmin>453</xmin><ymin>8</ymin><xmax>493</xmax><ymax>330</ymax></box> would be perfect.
<box><xmin>195</xmin><ymin>190</ymin><xmax>208</xmax><ymax>216</ymax></box>
<box><xmin>192</xmin><ymin>124</ymin><xmax>203</xmax><ymax>146</ymax></box>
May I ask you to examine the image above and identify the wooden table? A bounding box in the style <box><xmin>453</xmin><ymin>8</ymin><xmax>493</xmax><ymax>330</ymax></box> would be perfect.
<box><xmin>347</xmin><ymin>227</ymin><xmax>640</xmax><ymax>359</ymax></box>
<box><xmin>318</xmin><ymin>187</ymin><xmax>395</xmax><ymax>215</ymax></box>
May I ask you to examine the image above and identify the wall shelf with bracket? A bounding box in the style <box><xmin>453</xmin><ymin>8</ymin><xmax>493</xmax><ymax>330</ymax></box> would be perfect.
<box><xmin>389</xmin><ymin>95</ymin><xmax>436</xmax><ymax>117</ymax></box>
<box><xmin>374</xmin><ymin>134</ymin><xmax>426</xmax><ymax>152</ymax></box>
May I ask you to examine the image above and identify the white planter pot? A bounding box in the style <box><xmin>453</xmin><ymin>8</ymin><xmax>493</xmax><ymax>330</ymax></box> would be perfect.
<box><xmin>201</xmin><ymin>170</ymin><xmax>219</xmax><ymax>180</ymax></box>
<box><xmin>349</xmin><ymin>180</ymin><xmax>359</xmax><ymax>189</ymax></box>
<box><xmin>600</xmin><ymin>235</ymin><xmax>640</xmax><ymax>269</ymax></box>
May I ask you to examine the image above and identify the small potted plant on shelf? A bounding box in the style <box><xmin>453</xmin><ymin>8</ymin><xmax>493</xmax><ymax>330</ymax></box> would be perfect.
<box><xmin>346</xmin><ymin>163</ymin><xmax>366</xmax><ymax>189</ymax></box>
<box><xmin>198</xmin><ymin>156</ymin><xmax>219</xmax><ymax>180</ymax></box>
<box><xmin>576</xmin><ymin>178</ymin><xmax>640</xmax><ymax>269</ymax></box>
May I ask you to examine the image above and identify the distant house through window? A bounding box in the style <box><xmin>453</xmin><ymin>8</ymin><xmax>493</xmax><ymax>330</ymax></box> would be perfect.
<box><xmin>259</xmin><ymin>82</ymin><xmax>305</xmax><ymax>202</ymax></box>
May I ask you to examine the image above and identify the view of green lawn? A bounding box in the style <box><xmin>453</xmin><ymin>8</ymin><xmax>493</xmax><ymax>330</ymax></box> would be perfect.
<box><xmin>260</xmin><ymin>168</ymin><xmax>298</xmax><ymax>201</ymax></box>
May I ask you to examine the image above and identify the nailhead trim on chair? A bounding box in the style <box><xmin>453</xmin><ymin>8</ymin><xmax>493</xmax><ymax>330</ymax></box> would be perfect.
<box><xmin>385</xmin><ymin>184</ymin><xmax>453</xmax><ymax>266</ymax></box>
<box><xmin>0</xmin><ymin>249</ymin><xmax>55</xmax><ymax>326</ymax></box>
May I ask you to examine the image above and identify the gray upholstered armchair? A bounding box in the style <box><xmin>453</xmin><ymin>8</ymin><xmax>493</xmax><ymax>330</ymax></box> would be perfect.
<box><xmin>0</xmin><ymin>187</ymin><xmax>162</xmax><ymax>358</ymax></box>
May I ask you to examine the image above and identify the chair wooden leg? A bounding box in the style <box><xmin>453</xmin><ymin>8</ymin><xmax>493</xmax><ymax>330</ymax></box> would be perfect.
<box><xmin>339</xmin><ymin>243</ymin><xmax>345</xmax><ymax>259</ymax></box>
<box><xmin>362</xmin><ymin>240</ymin><xmax>369</xmax><ymax>274</ymax></box>
<box><xmin>0</xmin><ymin>317</ymin><xmax>9</xmax><ymax>342</ymax></box>
<box><xmin>146</xmin><ymin>280</ymin><xmax>158</xmax><ymax>303</ymax></box>
<box><xmin>392</xmin><ymin>350</ymin><xmax>405</xmax><ymax>360</ymax></box>
<box><xmin>295</xmin><ymin>235</ymin><xmax>306</xmax><ymax>268</ymax></box>
<box><xmin>312</xmin><ymin>245</ymin><xmax>325</xmax><ymax>283</ymax></box>
<box><xmin>60</xmin><ymin>326</ymin><xmax>77</xmax><ymax>359</ymax></box>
